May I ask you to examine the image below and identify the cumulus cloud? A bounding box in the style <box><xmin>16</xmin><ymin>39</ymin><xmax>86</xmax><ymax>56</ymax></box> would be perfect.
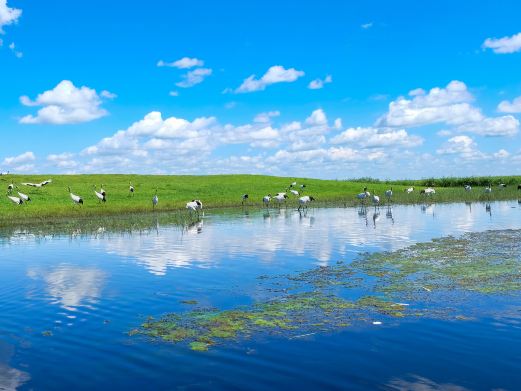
<box><xmin>254</xmin><ymin>111</ymin><xmax>280</xmax><ymax>123</ymax></box>
<box><xmin>361</xmin><ymin>22</ymin><xmax>373</xmax><ymax>29</ymax></box>
<box><xmin>305</xmin><ymin>109</ymin><xmax>328</xmax><ymax>126</ymax></box>
<box><xmin>268</xmin><ymin>147</ymin><xmax>385</xmax><ymax>164</ymax></box>
<box><xmin>2</xmin><ymin>151</ymin><xmax>35</xmax><ymax>172</ymax></box>
<box><xmin>308</xmin><ymin>75</ymin><xmax>332</xmax><ymax>90</ymax></box>
<box><xmin>494</xmin><ymin>149</ymin><xmax>510</xmax><ymax>158</ymax></box>
<box><xmin>378</xmin><ymin>80</ymin><xmax>477</xmax><ymax>127</ymax></box>
<box><xmin>331</xmin><ymin>127</ymin><xmax>423</xmax><ymax>148</ymax></box>
<box><xmin>498</xmin><ymin>96</ymin><xmax>521</xmax><ymax>113</ymax></box>
<box><xmin>2</xmin><ymin>151</ymin><xmax>35</xmax><ymax>165</ymax></box>
<box><xmin>47</xmin><ymin>152</ymin><xmax>78</xmax><ymax>169</ymax></box>
<box><xmin>378</xmin><ymin>80</ymin><xmax>519</xmax><ymax>137</ymax></box>
<box><xmin>176</xmin><ymin>68</ymin><xmax>212</xmax><ymax>88</ymax></box>
<box><xmin>157</xmin><ymin>57</ymin><xmax>204</xmax><ymax>69</ymax></box>
<box><xmin>235</xmin><ymin>65</ymin><xmax>305</xmax><ymax>93</ymax></box>
<box><xmin>0</xmin><ymin>0</ymin><xmax>21</xmax><ymax>34</ymax></box>
<box><xmin>457</xmin><ymin>115</ymin><xmax>519</xmax><ymax>137</ymax></box>
<box><xmin>436</xmin><ymin>135</ymin><xmax>485</xmax><ymax>160</ymax></box>
<box><xmin>19</xmin><ymin>80</ymin><xmax>113</xmax><ymax>125</ymax></box>
<box><xmin>482</xmin><ymin>32</ymin><xmax>521</xmax><ymax>54</ymax></box>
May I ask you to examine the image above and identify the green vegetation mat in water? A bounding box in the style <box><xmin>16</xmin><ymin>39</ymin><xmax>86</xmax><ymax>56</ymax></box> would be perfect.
<box><xmin>131</xmin><ymin>229</ymin><xmax>521</xmax><ymax>351</ymax></box>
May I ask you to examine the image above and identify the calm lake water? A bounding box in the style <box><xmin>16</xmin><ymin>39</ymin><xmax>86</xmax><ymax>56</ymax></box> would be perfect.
<box><xmin>1</xmin><ymin>201</ymin><xmax>521</xmax><ymax>390</ymax></box>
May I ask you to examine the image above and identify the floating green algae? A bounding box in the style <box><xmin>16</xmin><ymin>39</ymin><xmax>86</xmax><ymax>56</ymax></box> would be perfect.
<box><xmin>180</xmin><ymin>300</ymin><xmax>198</xmax><ymax>305</ymax></box>
<box><xmin>353</xmin><ymin>230</ymin><xmax>521</xmax><ymax>295</ymax></box>
<box><xmin>134</xmin><ymin>291</ymin><xmax>409</xmax><ymax>351</ymax></box>
<box><xmin>133</xmin><ymin>229</ymin><xmax>521</xmax><ymax>351</ymax></box>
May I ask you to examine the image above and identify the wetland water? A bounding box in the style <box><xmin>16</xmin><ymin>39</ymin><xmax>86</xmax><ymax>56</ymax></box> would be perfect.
<box><xmin>1</xmin><ymin>201</ymin><xmax>521</xmax><ymax>390</ymax></box>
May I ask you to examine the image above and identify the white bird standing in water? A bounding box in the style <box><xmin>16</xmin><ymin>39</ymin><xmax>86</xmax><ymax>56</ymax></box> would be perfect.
<box><xmin>186</xmin><ymin>200</ymin><xmax>203</xmax><ymax>215</ymax></box>
<box><xmin>372</xmin><ymin>193</ymin><xmax>380</xmax><ymax>209</ymax></box>
<box><xmin>298</xmin><ymin>195</ymin><xmax>315</xmax><ymax>211</ymax></box>
<box><xmin>464</xmin><ymin>185</ymin><xmax>472</xmax><ymax>192</ymax></box>
<box><xmin>274</xmin><ymin>193</ymin><xmax>288</xmax><ymax>206</ymax></box>
<box><xmin>68</xmin><ymin>187</ymin><xmax>83</xmax><ymax>205</ymax></box>
<box><xmin>152</xmin><ymin>190</ymin><xmax>158</xmax><ymax>209</ymax></box>
<box><xmin>406</xmin><ymin>187</ymin><xmax>414</xmax><ymax>194</ymax></box>
<box><xmin>385</xmin><ymin>188</ymin><xmax>393</xmax><ymax>204</ymax></box>
<box><xmin>357</xmin><ymin>187</ymin><xmax>370</xmax><ymax>205</ymax></box>
<box><xmin>263</xmin><ymin>194</ymin><xmax>272</xmax><ymax>208</ymax></box>
<box><xmin>485</xmin><ymin>184</ymin><xmax>492</xmax><ymax>194</ymax></box>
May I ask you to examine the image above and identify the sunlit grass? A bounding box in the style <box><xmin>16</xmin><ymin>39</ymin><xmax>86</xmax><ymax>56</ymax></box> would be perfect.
<box><xmin>1</xmin><ymin>174</ymin><xmax>519</xmax><ymax>225</ymax></box>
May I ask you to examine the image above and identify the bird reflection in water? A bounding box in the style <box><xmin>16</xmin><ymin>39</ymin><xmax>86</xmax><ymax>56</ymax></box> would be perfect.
<box><xmin>185</xmin><ymin>220</ymin><xmax>204</xmax><ymax>235</ymax></box>
<box><xmin>298</xmin><ymin>210</ymin><xmax>315</xmax><ymax>227</ymax></box>
<box><xmin>385</xmin><ymin>206</ymin><xmax>394</xmax><ymax>224</ymax></box>
<box><xmin>421</xmin><ymin>203</ymin><xmax>435</xmax><ymax>218</ymax></box>
<box><xmin>358</xmin><ymin>206</ymin><xmax>368</xmax><ymax>227</ymax></box>
<box><xmin>372</xmin><ymin>211</ymin><xmax>380</xmax><ymax>229</ymax></box>
<box><xmin>485</xmin><ymin>203</ymin><xmax>492</xmax><ymax>218</ymax></box>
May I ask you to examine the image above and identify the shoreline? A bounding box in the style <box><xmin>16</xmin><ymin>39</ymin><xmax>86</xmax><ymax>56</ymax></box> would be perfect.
<box><xmin>0</xmin><ymin>198</ymin><xmax>517</xmax><ymax>235</ymax></box>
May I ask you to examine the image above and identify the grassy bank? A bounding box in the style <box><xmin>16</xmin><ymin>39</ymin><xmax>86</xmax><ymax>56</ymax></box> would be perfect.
<box><xmin>1</xmin><ymin>174</ymin><xmax>520</xmax><ymax>225</ymax></box>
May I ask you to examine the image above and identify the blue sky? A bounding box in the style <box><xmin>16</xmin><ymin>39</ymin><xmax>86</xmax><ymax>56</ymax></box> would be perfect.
<box><xmin>1</xmin><ymin>0</ymin><xmax>521</xmax><ymax>179</ymax></box>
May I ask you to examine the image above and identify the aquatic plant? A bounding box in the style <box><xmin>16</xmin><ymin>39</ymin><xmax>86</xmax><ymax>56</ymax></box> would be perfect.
<box><xmin>133</xmin><ymin>229</ymin><xmax>521</xmax><ymax>351</ymax></box>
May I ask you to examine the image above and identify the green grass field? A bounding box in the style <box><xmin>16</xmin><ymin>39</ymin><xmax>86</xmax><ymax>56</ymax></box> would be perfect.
<box><xmin>1</xmin><ymin>174</ymin><xmax>520</xmax><ymax>226</ymax></box>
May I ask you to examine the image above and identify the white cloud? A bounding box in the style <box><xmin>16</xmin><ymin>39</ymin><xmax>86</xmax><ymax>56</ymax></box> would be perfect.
<box><xmin>19</xmin><ymin>80</ymin><xmax>113</xmax><ymax>125</ymax></box>
<box><xmin>47</xmin><ymin>152</ymin><xmax>78</xmax><ymax>169</ymax></box>
<box><xmin>436</xmin><ymin>135</ymin><xmax>485</xmax><ymax>160</ymax></box>
<box><xmin>176</xmin><ymin>68</ymin><xmax>212</xmax><ymax>88</ymax></box>
<box><xmin>169</xmin><ymin>90</ymin><xmax>179</xmax><ymax>97</ymax></box>
<box><xmin>0</xmin><ymin>0</ymin><xmax>21</xmax><ymax>34</ymax></box>
<box><xmin>268</xmin><ymin>147</ymin><xmax>385</xmax><ymax>164</ymax></box>
<box><xmin>457</xmin><ymin>115</ymin><xmax>519</xmax><ymax>137</ymax></box>
<box><xmin>235</xmin><ymin>65</ymin><xmax>305</xmax><ymax>93</ymax></box>
<box><xmin>2</xmin><ymin>151</ymin><xmax>35</xmax><ymax>165</ymax></box>
<box><xmin>361</xmin><ymin>22</ymin><xmax>373</xmax><ymax>29</ymax></box>
<box><xmin>378</xmin><ymin>80</ymin><xmax>519</xmax><ymax>137</ymax></box>
<box><xmin>254</xmin><ymin>110</ymin><xmax>280</xmax><ymax>123</ymax></box>
<box><xmin>308</xmin><ymin>75</ymin><xmax>332</xmax><ymax>90</ymax></box>
<box><xmin>494</xmin><ymin>149</ymin><xmax>510</xmax><ymax>158</ymax></box>
<box><xmin>482</xmin><ymin>32</ymin><xmax>521</xmax><ymax>54</ymax></box>
<box><xmin>331</xmin><ymin>127</ymin><xmax>423</xmax><ymax>148</ymax></box>
<box><xmin>7</xmin><ymin>40</ymin><xmax>21</xmax><ymax>57</ymax></box>
<box><xmin>100</xmin><ymin>90</ymin><xmax>117</xmax><ymax>99</ymax></box>
<box><xmin>305</xmin><ymin>109</ymin><xmax>327</xmax><ymax>126</ymax></box>
<box><xmin>498</xmin><ymin>96</ymin><xmax>521</xmax><ymax>113</ymax></box>
<box><xmin>157</xmin><ymin>57</ymin><xmax>204</xmax><ymax>69</ymax></box>
<box><xmin>378</xmin><ymin>80</ymin><xmax>477</xmax><ymax>128</ymax></box>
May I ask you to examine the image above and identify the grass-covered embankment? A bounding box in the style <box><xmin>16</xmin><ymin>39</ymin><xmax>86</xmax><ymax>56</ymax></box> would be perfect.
<box><xmin>0</xmin><ymin>174</ymin><xmax>520</xmax><ymax>225</ymax></box>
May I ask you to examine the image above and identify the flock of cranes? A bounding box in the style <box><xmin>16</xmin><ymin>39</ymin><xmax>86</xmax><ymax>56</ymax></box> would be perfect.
<box><xmin>2</xmin><ymin>178</ymin><xmax>316</xmax><ymax>214</ymax></box>
<box><xmin>2</xmin><ymin>174</ymin><xmax>519</xmax><ymax>214</ymax></box>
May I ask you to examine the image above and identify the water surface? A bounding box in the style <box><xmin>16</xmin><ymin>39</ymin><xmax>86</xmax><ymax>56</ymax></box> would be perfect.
<box><xmin>1</xmin><ymin>201</ymin><xmax>521</xmax><ymax>390</ymax></box>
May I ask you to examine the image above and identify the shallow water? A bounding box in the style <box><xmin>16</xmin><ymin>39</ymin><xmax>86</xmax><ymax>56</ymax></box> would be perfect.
<box><xmin>1</xmin><ymin>201</ymin><xmax>521</xmax><ymax>390</ymax></box>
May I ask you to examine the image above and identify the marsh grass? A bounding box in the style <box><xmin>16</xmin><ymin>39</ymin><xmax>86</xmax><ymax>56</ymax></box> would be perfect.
<box><xmin>1</xmin><ymin>174</ymin><xmax>520</xmax><ymax>226</ymax></box>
